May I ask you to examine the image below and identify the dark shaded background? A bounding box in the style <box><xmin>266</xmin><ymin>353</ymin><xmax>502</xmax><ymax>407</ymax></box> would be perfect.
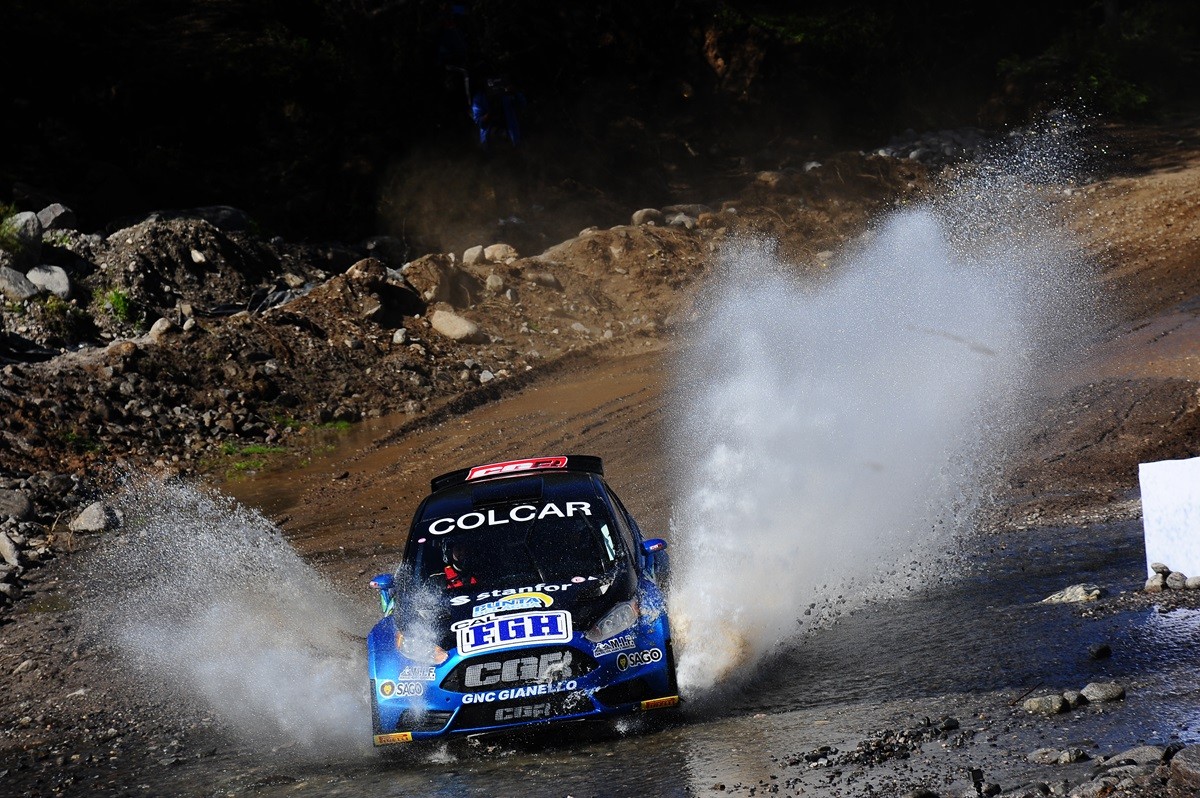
<box><xmin>2</xmin><ymin>0</ymin><xmax>1197</xmax><ymax>249</ymax></box>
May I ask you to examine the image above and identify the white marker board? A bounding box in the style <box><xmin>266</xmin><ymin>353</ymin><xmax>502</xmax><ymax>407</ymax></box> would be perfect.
<box><xmin>1139</xmin><ymin>456</ymin><xmax>1200</xmax><ymax>578</ymax></box>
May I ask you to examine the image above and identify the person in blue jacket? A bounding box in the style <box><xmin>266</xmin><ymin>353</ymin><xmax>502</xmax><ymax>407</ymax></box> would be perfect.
<box><xmin>470</xmin><ymin>74</ymin><xmax>526</xmax><ymax>150</ymax></box>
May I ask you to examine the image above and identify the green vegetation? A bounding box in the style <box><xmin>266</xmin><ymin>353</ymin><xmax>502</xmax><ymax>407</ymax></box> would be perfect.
<box><xmin>102</xmin><ymin>288</ymin><xmax>135</xmax><ymax>323</ymax></box>
<box><xmin>0</xmin><ymin>202</ymin><xmax>27</xmax><ymax>259</ymax></box>
<box><xmin>55</xmin><ymin>428</ymin><xmax>102</xmax><ymax>454</ymax></box>
<box><xmin>220</xmin><ymin>442</ymin><xmax>288</xmax><ymax>456</ymax></box>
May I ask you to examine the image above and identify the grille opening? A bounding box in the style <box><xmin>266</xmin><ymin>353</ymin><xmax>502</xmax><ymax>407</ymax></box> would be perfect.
<box><xmin>396</xmin><ymin>709</ymin><xmax>454</xmax><ymax>733</ymax></box>
<box><xmin>593</xmin><ymin>677</ymin><xmax>655</xmax><ymax>707</ymax></box>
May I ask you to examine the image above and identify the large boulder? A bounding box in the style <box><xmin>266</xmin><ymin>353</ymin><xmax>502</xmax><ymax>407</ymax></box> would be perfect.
<box><xmin>403</xmin><ymin>254</ymin><xmax>482</xmax><ymax>308</ymax></box>
<box><xmin>37</xmin><ymin>203</ymin><xmax>77</xmax><ymax>231</ymax></box>
<box><xmin>0</xmin><ymin>490</ymin><xmax>34</xmax><ymax>521</ymax></box>
<box><xmin>2</xmin><ymin>211</ymin><xmax>43</xmax><ymax>267</ymax></box>
<box><xmin>0</xmin><ymin>265</ymin><xmax>38</xmax><ymax>301</ymax></box>
<box><xmin>1170</xmin><ymin>746</ymin><xmax>1200</xmax><ymax>791</ymax></box>
<box><xmin>26</xmin><ymin>265</ymin><xmax>72</xmax><ymax>299</ymax></box>
<box><xmin>69</xmin><ymin>501</ymin><xmax>123</xmax><ymax>533</ymax></box>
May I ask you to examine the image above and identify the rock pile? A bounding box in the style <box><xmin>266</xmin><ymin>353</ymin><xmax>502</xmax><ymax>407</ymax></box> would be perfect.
<box><xmin>0</xmin><ymin>477</ymin><xmax>89</xmax><ymax>609</ymax></box>
<box><xmin>870</xmin><ymin>127</ymin><xmax>990</xmax><ymax>168</ymax></box>
<box><xmin>1022</xmin><ymin>743</ymin><xmax>1200</xmax><ymax>797</ymax></box>
<box><xmin>1022</xmin><ymin>681</ymin><xmax>1126</xmax><ymax>716</ymax></box>
<box><xmin>1143</xmin><ymin>561</ymin><xmax>1200</xmax><ymax>593</ymax></box>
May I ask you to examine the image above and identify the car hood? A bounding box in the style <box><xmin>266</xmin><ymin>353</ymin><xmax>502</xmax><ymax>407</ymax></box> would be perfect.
<box><xmin>397</xmin><ymin>566</ymin><xmax>637</xmax><ymax>653</ymax></box>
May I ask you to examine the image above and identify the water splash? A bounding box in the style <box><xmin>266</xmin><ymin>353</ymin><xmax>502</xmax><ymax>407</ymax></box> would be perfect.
<box><xmin>667</xmin><ymin>123</ymin><xmax>1098</xmax><ymax>694</ymax></box>
<box><xmin>79</xmin><ymin>474</ymin><xmax>373</xmax><ymax>757</ymax></box>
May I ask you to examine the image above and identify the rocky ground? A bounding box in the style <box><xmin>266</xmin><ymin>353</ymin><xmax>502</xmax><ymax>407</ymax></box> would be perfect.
<box><xmin>3</xmin><ymin>118</ymin><xmax>1200</xmax><ymax>796</ymax></box>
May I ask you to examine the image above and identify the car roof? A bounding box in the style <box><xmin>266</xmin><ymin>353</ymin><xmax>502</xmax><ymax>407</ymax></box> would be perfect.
<box><xmin>429</xmin><ymin>454</ymin><xmax>603</xmax><ymax>492</ymax></box>
<box><xmin>416</xmin><ymin>470</ymin><xmax>606</xmax><ymax>524</ymax></box>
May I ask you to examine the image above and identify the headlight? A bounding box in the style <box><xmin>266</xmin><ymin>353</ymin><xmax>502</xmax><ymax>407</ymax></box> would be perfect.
<box><xmin>584</xmin><ymin>598</ymin><xmax>639</xmax><ymax>643</ymax></box>
<box><xmin>395</xmin><ymin>630</ymin><xmax>449</xmax><ymax>665</ymax></box>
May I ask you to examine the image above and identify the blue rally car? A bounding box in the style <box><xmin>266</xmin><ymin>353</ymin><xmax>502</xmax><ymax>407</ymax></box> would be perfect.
<box><xmin>367</xmin><ymin>455</ymin><xmax>678</xmax><ymax>745</ymax></box>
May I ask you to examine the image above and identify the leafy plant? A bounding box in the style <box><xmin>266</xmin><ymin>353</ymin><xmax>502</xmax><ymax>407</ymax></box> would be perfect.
<box><xmin>0</xmin><ymin>202</ymin><xmax>27</xmax><ymax>258</ymax></box>
<box><xmin>103</xmin><ymin>288</ymin><xmax>135</xmax><ymax>322</ymax></box>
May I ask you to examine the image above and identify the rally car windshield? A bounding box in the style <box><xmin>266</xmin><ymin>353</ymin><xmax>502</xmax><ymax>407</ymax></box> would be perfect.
<box><xmin>407</xmin><ymin>502</ymin><xmax>626</xmax><ymax>593</ymax></box>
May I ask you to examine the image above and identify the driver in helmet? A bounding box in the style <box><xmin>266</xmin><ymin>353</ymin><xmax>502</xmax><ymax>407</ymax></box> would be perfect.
<box><xmin>443</xmin><ymin>540</ymin><xmax>477</xmax><ymax>589</ymax></box>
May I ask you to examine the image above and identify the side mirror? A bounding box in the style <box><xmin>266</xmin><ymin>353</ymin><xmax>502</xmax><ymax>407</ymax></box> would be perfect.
<box><xmin>641</xmin><ymin>539</ymin><xmax>670</xmax><ymax>584</ymax></box>
<box><xmin>370</xmin><ymin>573</ymin><xmax>395</xmax><ymax>616</ymax></box>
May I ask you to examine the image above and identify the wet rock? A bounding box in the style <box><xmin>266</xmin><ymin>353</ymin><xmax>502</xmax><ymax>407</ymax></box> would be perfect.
<box><xmin>1170</xmin><ymin>746</ymin><xmax>1200</xmax><ymax>790</ymax></box>
<box><xmin>1080</xmin><ymin>681</ymin><xmax>1125</xmax><ymax>703</ymax></box>
<box><xmin>1024</xmin><ymin>695</ymin><xmax>1068</xmax><ymax>715</ymax></box>
<box><xmin>69</xmin><ymin>501</ymin><xmax>123</xmax><ymax>533</ymax></box>
<box><xmin>1086</xmin><ymin>643</ymin><xmax>1111</xmax><ymax>660</ymax></box>
<box><xmin>1041</xmin><ymin>583</ymin><xmax>1102</xmax><ymax>603</ymax></box>
<box><xmin>0</xmin><ymin>490</ymin><xmax>34</xmax><ymax>522</ymax></box>
<box><xmin>1029</xmin><ymin>748</ymin><xmax>1063</xmax><ymax>765</ymax></box>
<box><xmin>430</xmin><ymin>309</ymin><xmax>485</xmax><ymax>343</ymax></box>
<box><xmin>1103</xmin><ymin>745</ymin><xmax>1165</xmax><ymax>767</ymax></box>
<box><xmin>1062</xmin><ymin>690</ymin><xmax>1087</xmax><ymax>709</ymax></box>
<box><xmin>1057</xmin><ymin>748</ymin><xmax>1089</xmax><ymax>764</ymax></box>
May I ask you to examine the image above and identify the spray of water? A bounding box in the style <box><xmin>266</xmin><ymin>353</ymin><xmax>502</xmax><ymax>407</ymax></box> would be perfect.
<box><xmin>667</xmin><ymin>122</ymin><xmax>1098</xmax><ymax>694</ymax></box>
<box><xmin>79</xmin><ymin>474</ymin><xmax>373</xmax><ymax>757</ymax></box>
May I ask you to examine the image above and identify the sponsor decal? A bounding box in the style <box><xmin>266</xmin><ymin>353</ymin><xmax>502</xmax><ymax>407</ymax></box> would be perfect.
<box><xmin>495</xmin><ymin>702</ymin><xmax>554</xmax><ymax>722</ymax></box>
<box><xmin>615</xmin><ymin>648</ymin><xmax>663</xmax><ymax>671</ymax></box>
<box><xmin>462</xmin><ymin>679</ymin><xmax>579</xmax><ymax>705</ymax></box>
<box><xmin>640</xmin><ymin>696</ymin><xmax>680</xmax><ymax>711</ymax></box>
<box><xmin>378</xmin><ymin>679</ymin><xmax>425</xmax><ymax>698</ymax></box>
<box><xmin>472</xmin><ymin>591</ymin><xmax>553</xmax><ymax>617</ymax></box>
<box><xmin>398</xmin><ymin>665</ymin><xmax>437</xmax><ymax>681</ymax></box>
<box><xmin>453</xmin><ymin>610</ymin><xmax>572</xmax><ymax>654</ymax></box>
<box><xmin>450</xmin><ymin>580</ymin><xmax>595</xmax><ymax>607</ymax></box>
<box><xmin>592</xmin><ymin>633</ymin><xmax>637</xmax><ymax>657</ymax></box>
<box><xmin>467</xmin><ymin>456</ymin><xmax>568</xmax><ymax>481</ymax></box>
<box><xmin>464</xmin><ymin>650</ymin><xmax>574</xmax><ymax>689</ymax></box>
<box><xmin>373</xmin><ymin>731</ymin><xmax>414</xmax><ymax>745</ymax></box>
<box><xmin>427</xmin><ymin>502</ymin><xmax>593</xmax><ymax>535</ymax></box>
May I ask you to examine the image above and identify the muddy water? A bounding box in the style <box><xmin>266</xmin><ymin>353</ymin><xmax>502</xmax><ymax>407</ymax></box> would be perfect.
<box><xmin>203</xmin><ymin>346</ymin><xmax>1200</xmax><ymax>798</ymax></box>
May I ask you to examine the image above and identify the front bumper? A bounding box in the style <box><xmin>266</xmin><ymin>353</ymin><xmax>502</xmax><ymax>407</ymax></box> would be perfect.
<box><xmin>370</xmin><ymin>633</ymin><xmax>678</xmax><ymax>744</ymax></box>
